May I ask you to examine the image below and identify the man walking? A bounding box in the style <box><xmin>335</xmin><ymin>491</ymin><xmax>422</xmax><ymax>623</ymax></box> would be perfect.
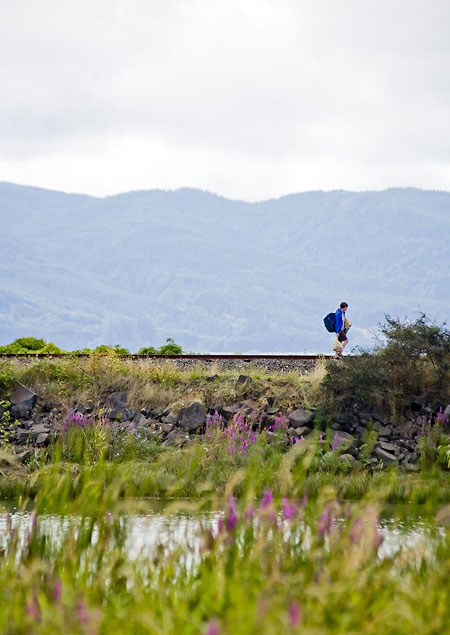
<box><xmin>334</xmin><ymin>302</ymin><xmax>349</xmax><ymax>358</ymax></box>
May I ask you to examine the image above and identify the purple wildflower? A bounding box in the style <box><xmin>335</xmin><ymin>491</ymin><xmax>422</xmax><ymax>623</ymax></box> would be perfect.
<box><xmin>245</xmin><ymin>505</ymin><xmax>254</xmax><ymax>521</ymax></box>
<box><xmin>26</xmin><ymin>596</ymin><xmax>41</xmax><ymax>622</ymax></box>
<box><xmin>317</xmin><ymin>502</ymin><xmax>337</xmax><ymax>539</ymax></box>
<box><xmin>206</xmin><ymin>619</ymin><xmax>220</xmax><ymax>635</ymax></box>
<box><xmin>282</xmin><ymin>498</ymin><xmax>298</xmax><ymax>520</ymax></box>
<box><xmin>332</xmin><ymin>432</ymin><xmax>342</xmax><ymax>451</ymax></box>
<box><xmin>53</xmin><ymin>578</ymin><xmax>62</xmax><ymax>603</ymax></box>
<box><xmin>260</xmin><ymin>489</ymin><xmax>273</xmax><ymax>510</ymax></box>
<box><xmin>288</xmin><ymin>601</ymin><xmax>301</xmax><ymax>627</ymax></box>
<box><xmin>225</xmin><ymin>495</ymin><xmax>238</xmax><ymax>531</ymax></box>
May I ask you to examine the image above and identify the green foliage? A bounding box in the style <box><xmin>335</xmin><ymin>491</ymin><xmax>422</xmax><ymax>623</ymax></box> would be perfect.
<box><xmin>0</xmin><ymin>400</ymin><xmax>13</xmax><ymax>448</ymax></box>
<box><xmin>12</xmin><ymin>336</ymin><xmax>46</xmax><ymax>351</ymax></box>
<box><xmin>322</xmin><ymin>316</ymin><xmax>450</xmax><ymax>419</ymax></box>
<box><xmin>138</xmin><ymin>337</ymin><xmax>183</xmax><ymax>355</ymax></box>
<box><xmin>0</xmin><ymin>469</ymin><xmax>450</xmax><ymax>633</ymax></box>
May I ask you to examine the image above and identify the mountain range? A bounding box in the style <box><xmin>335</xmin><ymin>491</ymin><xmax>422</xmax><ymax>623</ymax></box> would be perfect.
<box><xmin>1</xmin><ymin>182</ymin><xmax>449</xmax><ymax>352</ymax></box>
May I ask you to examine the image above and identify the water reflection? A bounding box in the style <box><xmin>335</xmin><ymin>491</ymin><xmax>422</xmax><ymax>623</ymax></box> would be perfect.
<box><xmin>0</xmin><ymin>500</ymin><xmax>444</xmax><ymax>562</ymax></box>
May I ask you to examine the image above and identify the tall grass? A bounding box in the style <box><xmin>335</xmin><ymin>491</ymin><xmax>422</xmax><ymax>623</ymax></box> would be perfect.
<box><xmin>0</xmin><ymin>468</ymin><xmax>449</xmax><ymax>634</ymax></box>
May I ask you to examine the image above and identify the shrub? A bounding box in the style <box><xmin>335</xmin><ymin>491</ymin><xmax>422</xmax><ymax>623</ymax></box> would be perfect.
<box><xmin>138</xmin><ymin>338</ymin><xmax>183</xmax><ymax>355</ymax></box>
<box><xmin>321</xmin><ymin>316</ymin><xmax>450</xmax><ymax>420</ymax></box>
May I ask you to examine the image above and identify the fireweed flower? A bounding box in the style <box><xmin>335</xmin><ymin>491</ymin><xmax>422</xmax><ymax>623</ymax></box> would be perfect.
<box><xmin>332</xmin><ymin>432</ymin><xmax>342</xmax><ymax>451</ymax></box>
<box><xmin>282</xmin><ymin>498</ymin><xmax>298</xmax><ymax>520</ymax></box>
<box><xmin>245</xmin><ymin>505</ymin><xmax>254</xmax><ymax>522</ymax></box>
<box><xmin>288</xmin><ymin>601</ymin><xmax>301</xmax><ymax>627</ymax></box>
<box><xmin>225</xmin><ymin>495</ymin><xmax>238</xmax><ymax>531</ymax></box>
<box><xmin>317</xmin><ymin>502</ymin><xmax>338</xmax><ymax>539</ymax></box>
<box><xmin>26</xmin><ymin>596</ymin><xmax>41</xmax><ymax>622</ymax></box>
<box><xmin>260</xmin><ymin>490</ymin><xmax>273</xmax><ymax>510</ymax></box>
<box><xmin>53</xmin><ymin>578</ymin><xmax>62</xmax><ymax>603</ymax></box>
<box><xmin>206</xmin><ymin>620</ymin><xmax>220</xmax><ymax>635</ymax></box>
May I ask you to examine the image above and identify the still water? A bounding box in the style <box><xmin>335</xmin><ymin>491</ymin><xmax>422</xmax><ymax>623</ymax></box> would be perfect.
<box><xmin>0</xmin><ymin>499</ymin><xmax>446</xmax><ymax>562</ymax></box>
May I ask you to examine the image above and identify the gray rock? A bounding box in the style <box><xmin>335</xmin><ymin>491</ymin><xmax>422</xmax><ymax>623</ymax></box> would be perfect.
<box><xmin>404</xmin><ymin>463</ymin><xmax>420</xmax><ymax>472</ymax></box>
<box><xmin>140</xmin><ymin>405</ymin><xmax>154</xmax><ymax>418</ymax></box>
<box><xmin>236</xmin><ymin>374</ymin><xmax>252</xmax><ymax>386</ymax></box>
<box><xmin>161</xmin><ymin>423</ymin><xmax>174</xmax><ymax>434</ymax></box>
<box><xmin>330</xmin><ymin>421</ymin><xmax>343</xmax><ymax>431</ymax></box>
<box><xmin>289</xmin><ymin>426</ymin><xmax>310</xmax><ymax>437</ymax></box>
<box><xmin>177</xmin><ymin>402</ymin><xmax>206</xmax><ymax>432</ymax></box>
<box><xmin>163</xmin><ymin>429</ymin><xmax>187</xmax><ymax>447</ymax></box>
<box><xmin>288</xmin><ymin>408</ymin><xmax>314</xmax><ymax>427</ymax></box>
<box><xmin>36</xmin><ymin>432</ymin><xmax>49</xmax><ymax>446</ymax></box>
<box><xmin>109</xmin><ymin>409</ymin><xmax>123</xmax><ymax>421</ymax></box>
<box><xmin>29</xmin><ymin>423</ymin><xmax>49</xmax><ymax>439</ymax></box>
<box><xmin>340</xmin><ymin>453</ymin><xmax>358</xmax><ymax>466</ymax></box>
<box><xmin>221</xmin><ymin>403</ymin><xmax>242</xmax><ymax>421</ymax></box>
<box><xmin>162</xmin><ymin>414</ymin><xmax>177</xmax><ymax>424</ymax></box>
<box><xmin>445</xmin><ymin>404</ymin><xmax>450</xmax><ymax>420</ymax></box>
<box><xmin>374</xmin><ymin>447</ymin><xmax>397</xmax><ymax>464</ymax></box>
<box><xmin>373</xmin><ymin>421</ymin><xmax>392</xmax><ymax>437</ymax></box>
<box><xmin>371</xmin><ymin>406</ymin><xmax>387</xmax><ymax>425</ymax></box>
<box><xmin>105</xmin><ymin>391</ymin><xmax>128</xmax><ymax>410</ymax></box>
<box><xmin>358</xmin><ymin>410</ymin><xmax>372</xmax><ymax>426</ymax></box>
<box><xmin>15</xmin><ymin>428</ymin><xmax>30</xmax><ymax>444</ymax></box>
<box><xmin>378</xmin><ymin>441</ymin><xmax>396</xmax><ymax>454</ymax></box>
<box><xmin>121</xmin><ymin>408</ymin><xmax>136</xmax><ymax>423</ymax></box>
<box><xmin>10</xmin><ymin>385</ymin><xmax>36</xmax><ymax>419</ymax></box>
<box><xmin>334</xmin><ymin>412</ymin><xmax>358</xmax><ymax>433</ymax></box>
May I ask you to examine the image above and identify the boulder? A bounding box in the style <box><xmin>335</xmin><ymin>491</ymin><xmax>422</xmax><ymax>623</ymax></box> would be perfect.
<box><xmin>10</xmin><ymin>386</ymin><xmax>36</xmax><ymax>419</ymax></box>
<box><xmin>371</xmin><ymin>406</ymin><xmax>387</xmax><ymax>425</ymax></box>
<box><xmin>15</xmin><ymin>428</ymin><xmax>30</xmax><ymax>444</ymax></box>
<box><xmin>333</xmin><ymin>412</ymin><xmax>358</xmax><ymax>434</ymax></box>
<box><xmin>106</xmin><ymin>391</ymin><xmax>128</xmax><ymax>410</ymax></box>
<box><xmin>236</xmin><ymin>374</ymin><xmax>252</xmax><ymax>387</ymax></box>
<box><xmin>221</xmin><ymin>403</ymin><xmax>242</xmax><ymax>421</ymax></box>
<box><xmin>374</xmin><ymin>447</ymin><xmax>397</xmax><ymax>464</ymax></box>
<box><xmin>404</xmin><ymin>463</ymin><xmax>420</xmax><ymax>472</ymax></box>
<box><xmin>121</xmin><ymin>408</ymin><xmax>136</xmax><ymax>423</ymax></box>
<box><xmin>339</xmin><ymin>453</ymin><xmax>358</xmax><ymax>466</ymax></box>
<box><xmin>288</xmin><ymin>408</ymin><xmax>314</xmax><ymax>428</ymax></box>
<box><xmin>445</xmin><ymin>404</ymin><xmax>450</xmax><ymax>420</ymax></box>
<box><xmin>372</xmin><ymin>421</ymin><xmax>392</xmax><ymax>437</ymax></box>
<box><xmin>177</xmin><ymin>402</ymin><xmax>206</xmax><ymax>432</ymax></box>
<box><xmin>161</xmin><ymin>423</ymin><xmax>174</xmax><ymax>435</ymax></box>
<box><xmin>289</xmin><ymin>426</ymin><xmax>310</xmax><ymax>437</ymax></box>
<box><xmin>163</xmin><ymin>429</ymin><xmax>187</xmax><ymax>447</ymax></box>
<box><xmin>36</xmin><ymin>432</ymin><xmax>49</xmax><ymax>446</ymax></box>
<box><xmin>378</xmin><ymin>441</ymin><xmax>397</xmax><ymax>454</ymax></box>
<box><xmin>162</xmin><ymin>414</ymin><xmax>177</xmax><ymax>424</ymax></box>
<box><xmin>29</xmin><ymin>423</ymin><xmax>49</xmax><ymax>439</ymax></box>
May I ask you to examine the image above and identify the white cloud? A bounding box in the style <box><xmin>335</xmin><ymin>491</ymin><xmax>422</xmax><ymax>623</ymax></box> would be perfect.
<box><xmin>1</xmin><ymin>0</ymin><xmax>449</xmax><ymax>198</ymax></box>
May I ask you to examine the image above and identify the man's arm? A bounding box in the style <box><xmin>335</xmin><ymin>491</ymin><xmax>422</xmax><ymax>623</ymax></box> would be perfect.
<box><xmin>335</xmin><ymin>309</ymin><xmax>343</xmax><ymax>334</ymax></box>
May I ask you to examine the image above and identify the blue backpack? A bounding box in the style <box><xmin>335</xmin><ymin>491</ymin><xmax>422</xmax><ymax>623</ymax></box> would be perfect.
<box><xmin>323</xmin><ymin>312</ymin><xmax>336</xmax><ymax>333</ymax></box>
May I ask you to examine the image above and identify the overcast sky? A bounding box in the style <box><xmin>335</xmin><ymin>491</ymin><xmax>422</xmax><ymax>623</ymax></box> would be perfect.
<box><xmin>1</xmin><ymin>0</ymin><xmax>449</xmax><ymax>200</ymax></box>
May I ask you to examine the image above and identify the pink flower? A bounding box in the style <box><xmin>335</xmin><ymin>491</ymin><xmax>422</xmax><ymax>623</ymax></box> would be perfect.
<box><xmin>288</xmin><ymin>601</ymin><xmax>301</xmax><ymax>627</ymax></box>
<box><xmin>206</xmin><ymin>619</ymin><xmax>220</xmax><ymax>635</ymax></box>
<box><xmin>260</xmin><ymin>489</ymin><xmax>273</xmax><ymax>509</ymax></box>
<box><xmin>53</xmin><ymin>578</ymin><xmax>62</xmax><ymax>603</ymax></box>
<box><xmin>282</xmin><ymin>498</ymin><xmax>298</xmax><ymax>520</ymax></box>
<box><xmin>245</xmin><ymin>505</ymin><xmax>254</xmax><ymax>521</ymax></box>
<box><xmin>26</xmin><ymin>596</ymin><xmax>41</xmax><ymax>622</ymax></box>
<box><xmin>226</xmin><ymin>495</ymin><xmax>238</xmax><ymax>531</ymax></box>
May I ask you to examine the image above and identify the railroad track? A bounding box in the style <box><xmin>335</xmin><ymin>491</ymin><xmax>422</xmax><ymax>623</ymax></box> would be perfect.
<box><xmin>0</xmin><ymin>353</ymin><xmax>334</xmax><ymax>360</ymax></box>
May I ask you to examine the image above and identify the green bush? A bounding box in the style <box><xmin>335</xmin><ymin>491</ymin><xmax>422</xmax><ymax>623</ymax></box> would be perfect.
<box><xmin>11</xmin><ymin>336</ymin><xmax>46</xmax><ymax>351</ymax></box>
<box><xmin>138</xmin><ymin>337</ymin><xmax>183</xmax><ymax>355</ymax></box>
<box><xmin>322</xmin><ymin>316</ymin><xmax>450</xmax><ymax>420</ymax></box>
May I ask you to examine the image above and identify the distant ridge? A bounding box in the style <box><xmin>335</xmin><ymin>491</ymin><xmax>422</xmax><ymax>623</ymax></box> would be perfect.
<box><xmin>1</xmin><ymin>182</ymin><xmax>449</xmax><ymax>352</ymax></box>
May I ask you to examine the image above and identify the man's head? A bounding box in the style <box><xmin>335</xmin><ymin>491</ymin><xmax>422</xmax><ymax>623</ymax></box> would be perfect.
<box><xmin>340</xmin><ymin>302</ymin><xmax>348</xmax><ymax>310</ymax></box>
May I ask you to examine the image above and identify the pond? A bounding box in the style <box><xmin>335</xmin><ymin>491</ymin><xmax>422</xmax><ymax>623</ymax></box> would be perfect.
<box><xmin>0</xmin><ymin>499</ymin><xmax>445</xmax><ymax>562</ymax></box>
